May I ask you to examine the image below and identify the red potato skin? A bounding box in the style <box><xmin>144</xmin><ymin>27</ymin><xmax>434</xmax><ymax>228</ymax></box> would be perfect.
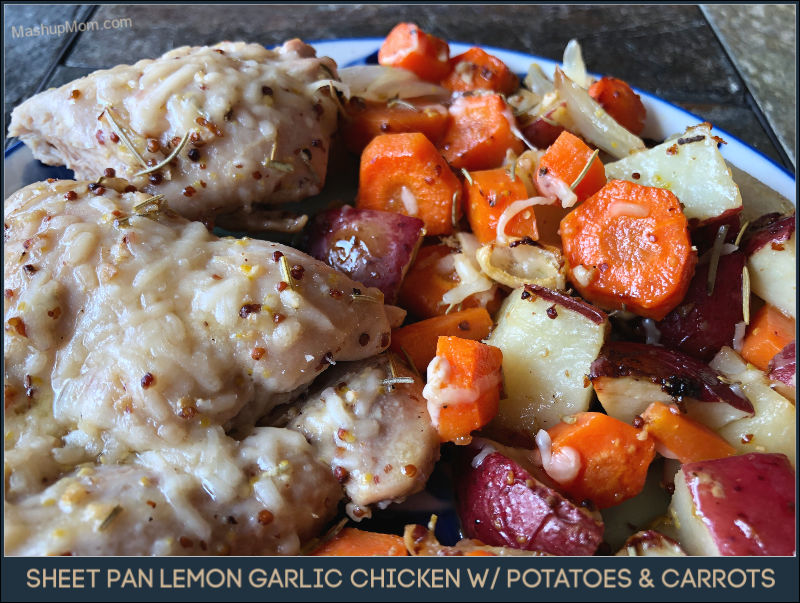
<box><xmin>657</xmin><ymin>251</ymin><xmax>746</xmax><ymax>361</ymax></box>
<box><xmin>455</xmin><ymin>450</ymin><xmax>604</xmax><ymax>556</ymax></box>
<box><xmin>305</xmin><ymin>205</ymin><xmax>424</xmax><ymax>304</ymax></box>
<box><xmin>524</xmin><ymin>284</ymin><xmax>608</xmax><ymax>325</ymax></box>
<box><xmin>521</xmin><ymin>116</ymin><xmax>565</xmax><ymax>150</ymax></box>
<box><xmin>590</xmin><ymin>341</ymin><xmax>753</xmax><ymax>414</ymax></box>
<box><xmin>690</xmin><ymin>208</ymin><xmax>741</xmax><ymax>253</ymax></box>
<box><xmin>768</xmin><ymin>341</ymin><xmax>796</xmax><ymax>387</ymax></box>
<box><xmin>741</xmin><ymin>212</ymin><xmax>796</xmax><ymax>256</ymax></box>
<box><xmin>681</xmin><ymin>453</ymin><xmax>796</xmax><ymax>556</ymax></box>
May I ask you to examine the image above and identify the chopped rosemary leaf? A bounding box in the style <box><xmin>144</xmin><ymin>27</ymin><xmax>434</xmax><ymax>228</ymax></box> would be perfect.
<box><xmin>134</xmin><ymin>132</ymin><xmax>190</xmax><ymax>177</ymax></box>
<box><xmin>279</xmin><ymin>254</ymin><xmax>295</xmax><ymax>289</ymax></box>
<box><xmin>742</xmin><ymin>265</ymin><xmax>750</xmax><ymax>325</ymax></box>
<box><xmin>706</xmin><ymin>224</ymin><xmax>729</xmax><ymax>296</ymax></box>
<box><xmin>734</xmin><ymin>220</ymin><xmax>750</xmax><ymax>247</ymax></box>
<box><xmin>451</xmin><ymin>191</ymin><xmax>460</xmax><ymax>229</ymax></box>
<box><xmin>133</xmin><ymin>194</ymin><xmax>166</xmax><ymax>213</ymax></box>
<box><xmin>99</xmin><ymin>505</ymin><xmax>123</xmax><ymax>531</ymax></box>
<box><xmin>350</xmin><ymin>292</ymin><xmax>381</xmax><ymax>303</ymax></box>
<box><xmin>102</xmin><ymin>106</ymin><xmax>147</xmax><ymax>168</ymax></box>
<box><xmin>570</xmin><ymin>149</ymin><xmax>600</xmax><ymax>191</ymax></box>
<box><xmin>460</xmin><ymin>168</ymin><xmax>473</xmax><ymax>186</ymax></box>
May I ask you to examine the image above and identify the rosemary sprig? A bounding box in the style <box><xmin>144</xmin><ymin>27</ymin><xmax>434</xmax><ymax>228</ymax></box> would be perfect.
<box><xmin>114</xmin><ymin>195</ymin><xmax>167</xmax><ymax>227</ymax></box>
<box><xmin>99</xmin><ymin>505</ymin><xmax>123</xmax><ymax>531</ymax></box>
<box><xmin>263</xmin><ymin>134</ymin><xmax>295</xmax><ymax>173</ymax></box>
<box><xmin>134</xmin><ymin>132</ymin><xmax>190</xmax><ymax>177</ymax></box>
<box><xmin>279</xmin><ymin>254</ymin><xmax>295</xmax><ymax>290</ymax></box>
<box><xmin>706</xmin><ymin>224</ymin><xmax>729</xmax><ymax>296</ymax></box>
<box><xmin>570</xmin><ymin>149</ymin><xmax>600</xmax><ymax>191</ymax></box>
<box><xmin>102</xmin><ymin>106</ymin><xmax>147</xmax><ymax>168</ymax></box>
<box><xmin>383</xmin><ymin>353</ymin><xmax>414</xmax><ymax>390</ymax></box>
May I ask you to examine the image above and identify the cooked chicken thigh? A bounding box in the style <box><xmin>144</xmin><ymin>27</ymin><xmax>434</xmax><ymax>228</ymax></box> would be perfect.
<box><xmin>3</xmin><ymin>179</ymin><xmax>394</xmax><ymax>555</ymax></box>
<box><xmin>8</xmin><ymin>40</ymin><xmax>340</xmax><ymax>221</ymax></box>
<box><xmin>289</xmin><ymin>355</ymin><xmax>440</xmax><ymax>510</ymax></box>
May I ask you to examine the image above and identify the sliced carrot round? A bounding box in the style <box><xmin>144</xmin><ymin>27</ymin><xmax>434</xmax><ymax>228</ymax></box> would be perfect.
<box><xmin>559</xmin><ymin>179</ymin><xmax>696</xmax><ymax>320</ymax></box>
<box><xmin>358</xmin><ymin>132</ymin><xmax>462</xmax><ymax>236</ymax></box>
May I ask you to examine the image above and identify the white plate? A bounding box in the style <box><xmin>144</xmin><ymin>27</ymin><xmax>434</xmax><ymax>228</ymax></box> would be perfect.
<box><xmin>5</xmin><ymin>38</ymin><xmax>795</xmax><ymax>205</ymax></box>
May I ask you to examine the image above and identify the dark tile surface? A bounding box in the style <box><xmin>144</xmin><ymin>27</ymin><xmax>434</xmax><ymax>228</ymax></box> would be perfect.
<box><xmin>3</xmin><ymin>3</ymin><xmax>793</xmax><ymax>168</ymax></box>
<box><xmin>67</xmin><ymin>4</ymin><xmax>742</xmax><ymax>105</ymax></box>
<box><xmin>4</xmin><ymin>5</ymin><xmax>86</xmax><ymax>104</ymax></box>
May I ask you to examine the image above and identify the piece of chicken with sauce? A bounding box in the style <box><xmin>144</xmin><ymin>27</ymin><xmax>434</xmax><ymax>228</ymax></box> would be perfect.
<box><xmin>288</xmin><ymin>355</ymin><xmax>440</xmax><ymax>515</ymax></box>
<box><xmin>3</xmin><ymin>178</ymin><xmax>396</xmax><ymax>555</ymax></box>
<box><xmin>8</xmin><ymin>40</ymin><xmax>341</xmax><ymax>222</ymax></box>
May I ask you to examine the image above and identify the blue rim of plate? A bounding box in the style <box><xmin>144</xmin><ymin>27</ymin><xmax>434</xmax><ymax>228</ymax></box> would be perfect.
<box><xmin>5</xmin><ymin>38</ymin><xmax>796</xmax><ymax>190</ymax></box>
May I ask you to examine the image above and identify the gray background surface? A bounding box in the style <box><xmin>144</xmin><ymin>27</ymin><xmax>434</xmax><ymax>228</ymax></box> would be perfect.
<box><xmin>3</xmin><ymin>3</ymin><xmax>796</xmax><ymax>171</ymax></box>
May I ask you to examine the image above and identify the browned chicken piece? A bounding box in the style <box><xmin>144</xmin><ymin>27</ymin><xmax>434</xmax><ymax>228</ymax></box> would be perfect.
<box><xmin>289</xmin><ymin>355</ymin><xmax>440</xmax><ymax>512</ymax></box>
<box><xmin>3</xmin><ymin>179</ymin><xmax>394</xmax><ymax>555</ymax></box>
<box><xmin>8</xmin><ymin>40</ymin><xmax>341</xmax><ymax>222</ymax></box>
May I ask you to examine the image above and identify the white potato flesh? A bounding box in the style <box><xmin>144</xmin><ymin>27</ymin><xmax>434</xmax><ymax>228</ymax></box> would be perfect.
<box><xmin>604</xmin><ymin>124</ymin><xmax>742</xmax><ymax>223</ymax></box>
<box><xmin>747</xmin><ymin>232</ymin><xmax>796</xmax><ymax>319</ymax></box>
<box><xmin>709</xmin><ymin>347</ymin><xmax>796</xmax><ymax>466</ymax></box>
<box><xmin>487</xmin><ymin>287</ymin><xmax>608</xmax><ymax>435</ymax></box>
<box><xmin>669</xmin><ymin>464</ymin><xmax>723</xmax><ymax>556</ymax></box>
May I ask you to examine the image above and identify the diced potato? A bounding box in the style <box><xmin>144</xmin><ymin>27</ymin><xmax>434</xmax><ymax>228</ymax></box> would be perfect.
<box><xmin>669</xmin><ymin>453</ymin><xmax>795</xmax><ymax>556</ymax></box>
<box><xmin>604</xmin><ymin>124</ymin><xmax>742</xmax><ymax>224</ymax></box>
<box><xmin>709</xmin><ymin>346</ymin><xmax>796</xmax><ymax>466</ymax></box>
<box><xmin>487</xmin><ymin>285</ymin><xmax>608</xmax><ymax>436</ymax></box>
<box><xmin>747</xmin><ymin>231</ymin><xmax>796</xmax><ymax>319</ymax></box>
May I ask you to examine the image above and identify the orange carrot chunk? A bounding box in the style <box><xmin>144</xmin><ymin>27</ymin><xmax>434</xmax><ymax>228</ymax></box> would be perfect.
<box><xmin>357</xmin><ymin>132</ymin><xmax>462</xmax><ymax>236</ymax></box>
<box><xmin>390</xmin><ymin>307</ymin><xmax>494</xmax><ymax>374</ymax></box>
<box><xmin>465</xmin><ymin>168</ymin><xmax>537</xmax><ymax>244</ymax></box>
<box><xmin>588</xmin><ymin>76</ymin><xmax>647</xmax><ymax>135</ymax></box>
<box><xmin>311</xmin><ymin>527</ymin><xmax>407</xmax><ymax>556</ymax></box>
<box><xmin>397</xmin><ymin>245</ymin><xmax>503</xmax><ymax>319</ymax></box>
<box><xmin>547</xmin><ymin>412</ymin><xmax>655</xmax><ymax>509</ymax></box>
<box><xmin>441</xmin><ymin>47</ymin><xmax>518</xmax><ymax>95</ymax></box>
<box><xmin>343</xmin><ymin>100</ymin><xmax>450</xmax><ymax>153</ymax></box>
<box><xmin>537</xmin><ymin>131</ymin><xmax>606</xmax><ymax>204</ymax></box>
<box><xmin>439</xmin><ymin>95</ymin><xmax>523</xmax><ymax>171</ymax></box>
<box><xmin>740</xmin><ymin>304</ymin><xmax>796</xmax><ymax>372</ymax></box>
<box><xmin>559</xmin><ymin>179</ymin><xmax>696</xmax><ymax>320</ymax></box>
<box><xmin>641</xmin><ymin>402</ymin><xmax>737</xmax><ymax>463</ymax></box>
<box><xmin>425</xmin><ymin>336</ymin><xmax>503</xmax><ymax>443</ymax></box>
<box><xmin>377</xmin><ymin>23</ymin><xmax>451</xmax><ymax>82</ymax></box>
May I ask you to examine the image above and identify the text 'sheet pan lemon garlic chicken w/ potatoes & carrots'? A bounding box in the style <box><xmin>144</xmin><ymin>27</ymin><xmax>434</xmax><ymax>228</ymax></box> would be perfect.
<box><xmin>3</xmin><ymin>21</ymin><xmax>796</xmax><ymax>557</ymax></box>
